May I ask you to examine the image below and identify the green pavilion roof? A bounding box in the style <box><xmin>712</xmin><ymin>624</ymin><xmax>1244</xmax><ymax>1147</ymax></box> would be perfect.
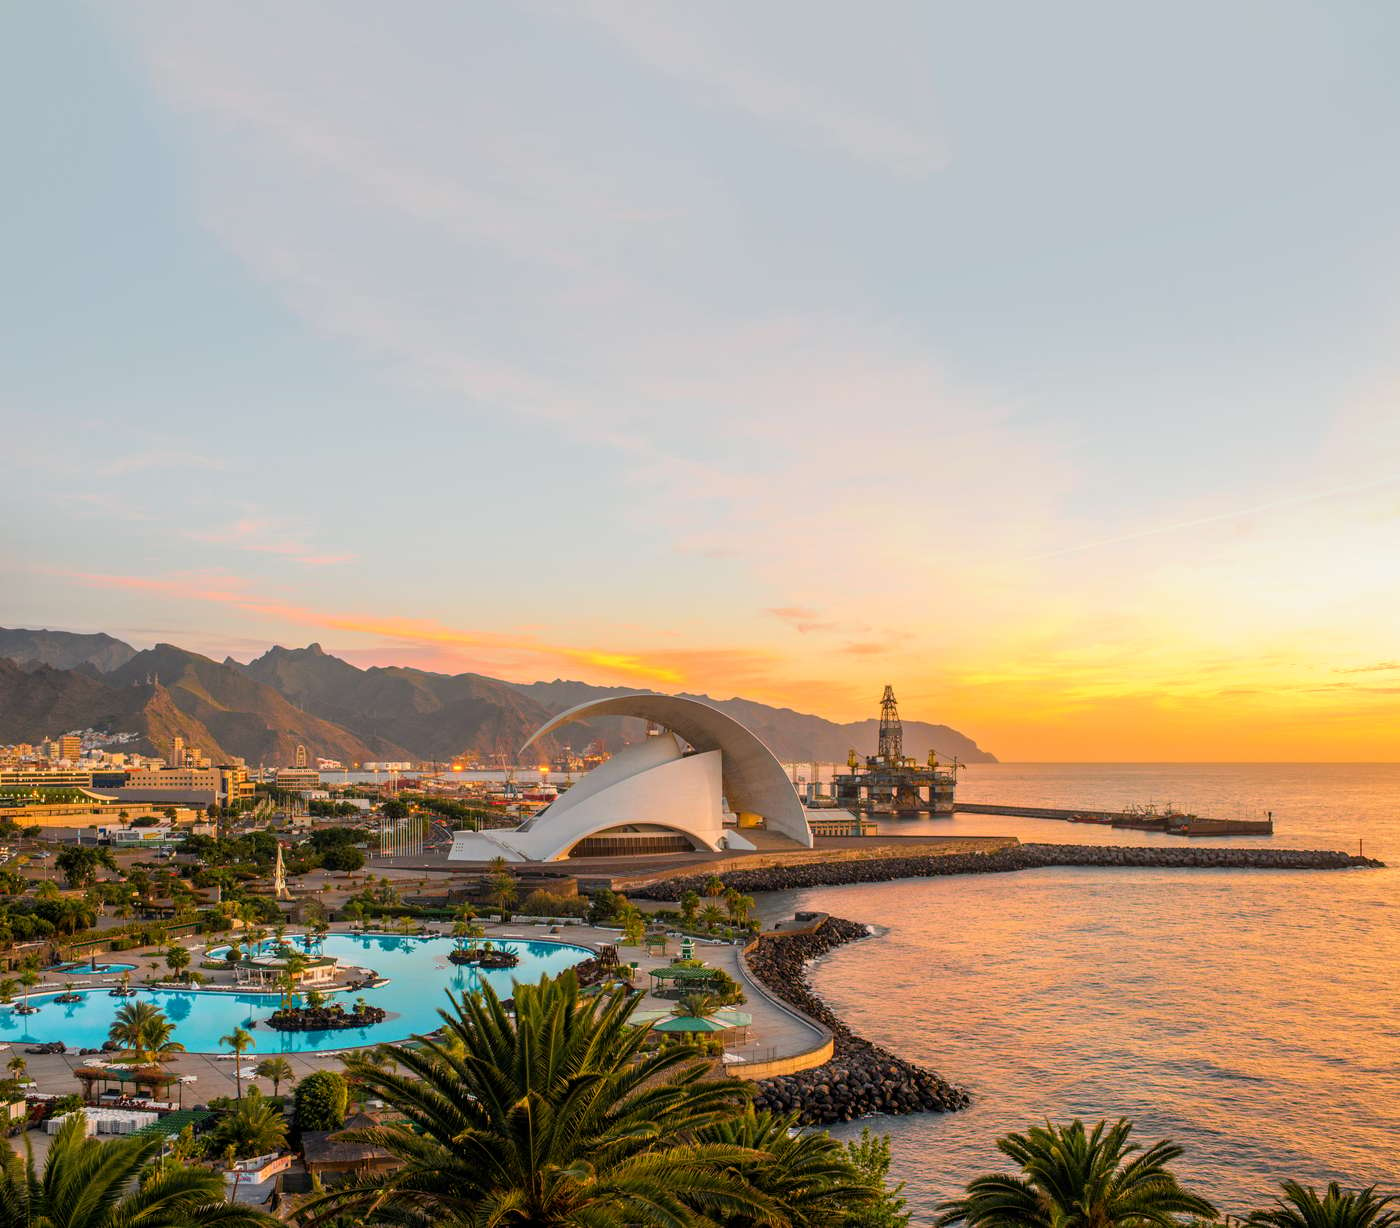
<box><xmin>652</xmin><ymin>1016</ymin><xmax>729</xmax><ymax>1033</ymax></box>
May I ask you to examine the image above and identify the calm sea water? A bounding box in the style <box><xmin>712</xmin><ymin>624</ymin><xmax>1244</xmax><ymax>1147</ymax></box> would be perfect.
<box><xmin>764</xmin><ymin>764</ymin><xmax>1400</xmax><ymax>1219</ymax></box>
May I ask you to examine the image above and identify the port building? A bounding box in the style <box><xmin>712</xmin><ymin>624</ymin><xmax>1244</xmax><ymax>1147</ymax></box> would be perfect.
<box><xmin>447</xmin><ymin>694</ymin><xmax>812</xmax><ymax>863</ymax></box>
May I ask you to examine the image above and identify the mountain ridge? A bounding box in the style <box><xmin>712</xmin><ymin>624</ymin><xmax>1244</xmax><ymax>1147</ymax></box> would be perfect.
<box><xmin>0</xmin><ymin>628</ymin><xmax>996</xmax><ymax>764</ymax></box>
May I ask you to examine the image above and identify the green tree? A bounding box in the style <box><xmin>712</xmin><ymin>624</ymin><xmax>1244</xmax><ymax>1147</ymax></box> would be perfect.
<box><xmin>108</xmin><ymin>1000</ymin><xmax>185</xmax><ymax>1065</ymax></box>
<box><xmin>300</xmin><ymin>973</ymin><xmax>769</xmax><ymax>1227</ymax></box>
<box><xmin>381</xmin><ymin>799</ymin><xmax>409</xmax><ymax>820</ymax></box>
<box><xmin>679</xmin><ymin>890</ymin><xmax>700</xmax><ymax>926</ymax></box>
<box><xmin>699</xmin><ymin>1107</ymin><xmax>879</xmax><ymax>1226</ymax></box>
<box><xmin>698</xmin><ymin>903</ymin><xmax>725</xmax><ymax>932</ymax></box>
<box><xmin>727</xmin><ymin>893</ymin><xmax>756</xmax><ymax>925</ymax></box>
<box><xmin>221</xmin><ymin>1027</ymin><xmax>254</xmax><ymax>1100</ymax></box>
<box><xmin>164</xmin><ymin>944</ymin><xmax>192</xmax><ymax>983</ymax></box>
<box><xmin>843</xmin><ymin>1128</ymin><xmax>911</xmax><ymax>1228</ymax></box>
<box><xmin>206</xmin><ymin>1089</ymin><xmax>288</xmax><ymax>1160</ymax></box>
<box><xmin>321</xmin><ymin>844</ymin><xmax>364</xmax><ymax>872</ymax></box>
<box><xmin>0</xmin><ymin>1112</ymin><xmax>274</xmax><ymax>1228</ymax></box>
<box><xmin>587</xmin><ymin>888</ymin><xmax>619</xmax><ymax>925</ymax></box>
<box><xmin>1247</xmin><ymin>1183</ymin><xmax>1400</xmax><ymax>1228</ymax></box>
<box><xmin>256</xmin><ymin>1056</ymin><xmax>295</xmax><ymax>1098</ymax></box>
<box><xmin>488</xmin><ymin>870</ymin><xmax>518</xmax><ymax>917</ymax></box>
<box><xmin>18</xmin><ymin>958</ymin><xmax>40</xmax><ymax>995</ymax></box>
<box><xmin>936</xmin><ymin>1119</ymin><xmax>1216</xmax><ymax>1228</ymax></box>
<box><xmin>55</xmin><ymin>846</ymin><xmax>114</xmax><ymax>889</ymax></box>
<box><xmin>294</xmin><ymin>1069</ymin><xmax>348</xmax><ymax>1132</ymax></box>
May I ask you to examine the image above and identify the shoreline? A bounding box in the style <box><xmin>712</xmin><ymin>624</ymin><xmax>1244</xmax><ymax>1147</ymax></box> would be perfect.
<box><xmin>744</xmin><ymin>915</ymin><xmax>969</xmax><ymax>1125</ymax></box>
<box><xmin>699</xmin><ymin>843</ymin><xmax>1384</xmax><ymax>1125</ymax></box>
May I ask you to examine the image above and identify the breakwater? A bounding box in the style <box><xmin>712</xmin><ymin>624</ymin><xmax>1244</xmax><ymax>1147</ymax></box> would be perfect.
<box><xmin>634</xmin><ymin>842</ymin><xmax>1381</xmax><ymax>900</ymax></box>
<box><xmin>746</xmin><ymin>916</ymin><xmax>970</xmax><ymax>1125</ymax></box>
<box><xmin>953</xmin><ymin>803</ymin><xmax>1273</xmax><ymax>836</ymax></box>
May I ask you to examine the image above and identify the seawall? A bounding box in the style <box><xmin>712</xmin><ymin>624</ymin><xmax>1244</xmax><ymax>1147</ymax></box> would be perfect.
<box><xmin>633</xmin><ymin>842</ymin><xmax>1383</xmax><ymax>899</ymax></box>
<box><xmin>745</xmin><ymin>915</ymin><xmax>969</xmax><ymax>1125</ymax></box>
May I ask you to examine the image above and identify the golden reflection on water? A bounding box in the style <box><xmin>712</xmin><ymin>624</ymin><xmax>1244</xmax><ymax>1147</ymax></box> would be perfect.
<box><xmin>785</xmin><ymin>764</ymin><xmax>1400</xmax><ymax>1219</ymax></box>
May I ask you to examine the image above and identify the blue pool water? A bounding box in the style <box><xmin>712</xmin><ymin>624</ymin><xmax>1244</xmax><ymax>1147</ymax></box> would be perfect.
<box><xmin>0</xmin><ymin>933</ymin><xmax>591</xmax><ymax>1054</ymax></box>
<box><xmin>52</xmin><ymin>962</ymin><xmax>138</xmax><ymax>976</ymax></box>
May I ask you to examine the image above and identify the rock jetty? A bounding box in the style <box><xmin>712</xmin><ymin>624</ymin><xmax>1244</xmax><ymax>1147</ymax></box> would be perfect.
<box><xmin>746</xmin><ymin>916</ymin><xmax>970</xmax><ymax>1125</ymax></box>
<box><xmin>635</xmin><ymin>843</ymin><xmax>1381</xmax><ymax>900</ymax></box>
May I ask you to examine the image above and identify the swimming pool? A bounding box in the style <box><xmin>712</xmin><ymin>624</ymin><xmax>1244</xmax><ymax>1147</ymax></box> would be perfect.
<box><xmin>51</xmin><ymin>962</ymin><xmax>138</xmax><ymax>976</ymax></box>
<box><xmin>0</xmin><ymin>933</ymin><xmax>592</xmax><ymax>1054</ymax></box>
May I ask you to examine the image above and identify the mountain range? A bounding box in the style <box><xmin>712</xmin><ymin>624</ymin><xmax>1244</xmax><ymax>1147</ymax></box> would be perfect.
<box><xmin>0</xmin><ymin>627</ymin><xmax>996</xmax><ymax>766</ymax></box>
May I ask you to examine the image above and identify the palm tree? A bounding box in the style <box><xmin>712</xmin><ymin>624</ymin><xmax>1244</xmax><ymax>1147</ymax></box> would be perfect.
<box><xmin>679</xmin><ymin>890</ymin><xmax>700</xmax><ymax>926</ymax></box>
<box><xmin>206</xmin><ymin>1089</ymin><xmax>288</xmax><ymax>1160</ymax></box>
<box><xmin>221</xmin><ymin>1026</ymin><xmax>254</xmax><ymax>1100</ymax></box>
<box><xmin>255</xmin><ymin>1056</ymin><xmax>295</xmax><ymax>1099</ymax></box>
<box><xmin>1248</xmin><ymin>1182</ymin><xmax>1400</xmax><ymax>1228</ymax></box>
<box><xmin>674</xmin><ymin>991</ymin><xmax>718</xmax><ymax>1019</ymax></box>
<box><xmin>0</xmin><ymin>1111</ymin><xmax>274</xmax><ymax>1228</ymax></box>
<box><xmin>18</xmin><ymin>960</ymin><xmax>38</xmax><ymax>1013</ymax></box>
<box><xmin>728</xmin><ymin>894</ymin><xmax>756</xmax><ymax>925</ymax></box>
<box><xmin>703</xmin><ymin>874</ymin><xmax>725</xmax><ymax>898</ymax></box>
<box><xmin>488</xmin><ymin>871</ymin><xmax>518</xmax><ymax>916</ymax></box>
<box><xmin>300</xmin><ymin>973</ymin><xmax>770</xmax><ymax>1227</ymax></box>
<box><xmin>936</xmin><ymin>1119</ymin><xmax>1216</xmax><ymax>1228</ymax></box>
<box><xmin>108</xmin><ymin>1000</ymin><xmax>185</xmax><ymax>1065</ymax></box>
<box><xmin>698</xmin><ymin>1107</ymin><xmax>878</xmax><ymax>1226</ymax></box>
<box><xmin>698</xmin><ymin>903</ymin><xmax>725</xmax><ymax>932</ymax></box>
<box><xmin>165</xmin><ymin>945</ymin><xmax>191</xmax><ymax>983</ymax></box>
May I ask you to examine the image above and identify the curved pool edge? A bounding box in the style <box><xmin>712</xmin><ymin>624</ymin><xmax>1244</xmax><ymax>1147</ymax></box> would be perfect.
<box><xmin>0</xmin><ymin>934</ymin><xmax>600</xmax><ymax>1055</ymax></box>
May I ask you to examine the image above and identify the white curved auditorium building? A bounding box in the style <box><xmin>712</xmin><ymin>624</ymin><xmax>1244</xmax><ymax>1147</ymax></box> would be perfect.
<box><xmin>447</xmin><ymin>694</ymin><xmax>812</xmax><ymax>863</ymax></box>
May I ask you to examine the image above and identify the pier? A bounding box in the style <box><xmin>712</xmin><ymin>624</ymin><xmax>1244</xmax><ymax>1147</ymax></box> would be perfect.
<box><xmin>953</xmin><ymin>803</ymin><xmax>1274</xmax><ymax>836</ymax></box>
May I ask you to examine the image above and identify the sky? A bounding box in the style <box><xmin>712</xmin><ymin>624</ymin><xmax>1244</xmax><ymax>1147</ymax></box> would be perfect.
<box><xmin>4</xmin><ymin>2</ymin><xmax>1400</xmax><ymax>761</ymax></box>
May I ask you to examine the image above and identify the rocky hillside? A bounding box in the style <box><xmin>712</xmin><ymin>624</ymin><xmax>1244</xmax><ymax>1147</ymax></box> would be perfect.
<box><xmin>0</xmin><ymin>627</ymin><xmax>136</xmax><ymax>673</ymax></box>
<box><xmin>239</xmin><ymin>644</ymin><xmax>565</xmax><ymax>761</ymax></box>
<box><xmin>105</xmin><ymin>645</ymin><xmax>410</xmax><ymax>766</ymax></box>
<box><xmin>0</xmin><ymin>657</ymin><xmax>226</xmax><ymax>759</ymax></box>
<box><xmin>0</xmin><ymin>627</ymin><xmax>996</xmax><ymax>766</ymax></box>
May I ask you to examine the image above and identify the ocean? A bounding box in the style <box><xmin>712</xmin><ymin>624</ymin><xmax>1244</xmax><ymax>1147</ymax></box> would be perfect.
<box><xmin>761</xmin><ymin>763</ymin><xmax>1400</xmax><ymax>1219</ymax></box>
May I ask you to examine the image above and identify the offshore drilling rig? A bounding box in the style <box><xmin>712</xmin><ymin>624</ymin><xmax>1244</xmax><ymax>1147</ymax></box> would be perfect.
<box><xmin>831</xmin><ymin>685</ymin><xmax>960</xmax><ymax>817</ymax></box>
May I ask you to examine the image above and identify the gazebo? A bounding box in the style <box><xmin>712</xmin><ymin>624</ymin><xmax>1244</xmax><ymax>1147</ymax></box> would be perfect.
<box><xmin>74</xmin><ymin>1064</ymin><xmax>180</xmax><ymax>1107</ymax></box>
<box><xmin>652</xmin><ymin>1015</ymin><xmax>729</xmax><ymax>1035</ymax></box>
<box><xmin>647</xmin><ymin>965</ymin><xmax>726</xmax><ymax>997</ymax></box>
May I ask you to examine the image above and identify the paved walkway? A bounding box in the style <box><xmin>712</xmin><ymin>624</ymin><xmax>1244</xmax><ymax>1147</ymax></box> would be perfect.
<box><xmin>9</xmin><ymin>920</ymin><xmax>824</xmax><ymax>1104</ymax></box>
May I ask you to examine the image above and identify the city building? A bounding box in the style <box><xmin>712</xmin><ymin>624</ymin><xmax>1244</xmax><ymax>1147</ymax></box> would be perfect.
<box><xmin>171</xmin><ymin>736</ymin><xmax>186</xmax><ymax>768</ymax></box>
<box><xmin>294</xmin><ymin>744</ymin><xmax>308</xmax><ymax>769</ymax></box>
<box><xmin>58</xmin><ymin>735</ymin><xmax>81</xmax><ymax>763</ymax></box>
<box><xmin>275</xmin><ymin>768</ymin><xmax>321</xmax><ymax>793</ymax></box>
<box><xmin>218</xmin><ymin>761</ymin><xmax>254</xmax><ymax>804</ymax></box>
<box><xmin>0</xmin><ymin>768</ymin><xmax>95</xmax><ymax>789</ymax></box>
<box><xmin>448</xmin><ymin>694</ymin><xmax>811</xmax><ymax>863</ymax></box>
<box><xmin>124</xmin><ymin>767</ymin><xmax>223</xmax><ymax>795</ymax></box>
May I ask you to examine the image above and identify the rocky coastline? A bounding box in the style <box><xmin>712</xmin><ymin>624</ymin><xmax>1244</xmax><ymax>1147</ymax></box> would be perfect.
<box><xmin>635</xmin><ymin>842</ymin><xmax>1382</xmax><ymax>900</ymax></box>
<box><xmin>745</xmin><ymin>916</ymin><xmax>970</xmax><ymax>1125</ymax></box>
